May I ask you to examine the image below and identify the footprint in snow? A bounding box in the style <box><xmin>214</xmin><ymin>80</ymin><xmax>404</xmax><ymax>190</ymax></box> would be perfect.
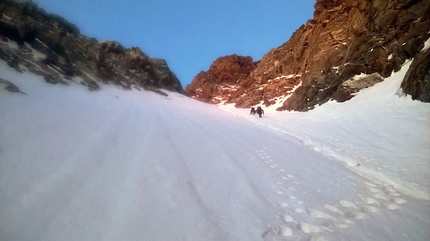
<box><xmin>383</xmin><ymin>186</ymin><xmax>401</xmax><ymax>197</ymax></box>
<box><xmin>281</xmin><ymin>214</ymin><xmax>295</xmax><ymax>222</ymax></box>
<box><xmin>339</xmin><ymin>200</ymin><xmax>358</xmax><ymax>209</ymax></box>
<box><xmin>345</xmin><ymin>211</ymin><xmax>366</xmax><ymax>220</ymax></box>
<box><xmin>392</xmin><ymin>197</ymin><xmax>407</xmax><ymax>204</ymax></box>
<box><xmin>308</xmin><ymin>235</ymin><xmax>327</xmax><ymax>241</ymax></box>
<box><xmin>307</xmin><ymin>208</ymin><xmax>357</xmax><ymax>229</ymax></box>
<box><xmin>372</xmin><ymin>192</ymin><xmax>390</xmax><ymax>200</ymax></box>
<box><xmin>307</xmin><ymin>209</ymin><xmax>335</xmax><ymax>220</ymax></box>
<box><xmin>278</xmin><ymin>202</ymin><xmax>289</xmax><ymax>208</ymax></box>
<box><xmin>364</xmin><ymin>182</ymin><xmax>408</xmax><ymax>212</ymax></box>
<box><xmin>270</xmin><ymin>182</ymin><xmax>407</xmax><ymax>239</ymax></box>
<box><xmin>262</xmin><ymin>224</ymin><xmax>294</xmax><ymax>239</ymax></box>
<box><xmin>294</xmin><ymin>207</ymin><xmax>305</xmax><ymax>213</ymax></box>
<box><xmin>383</xmin><ymin>202</ymin><xmax>401</xmax><ymax>210</ymax></box>
<box><xmin>363</xmin><ymin>205</ymin><xmax>379</xmax><ymax>213</ymax></box>
<box><xmin>364</xmin><ymin>181</ymin><xmax>377</xmax><ymax>187</ymax></box>
<box><xmin>277</xmin><ymin>225</ymin><xmax>293</xmax><ymax>237</ymax></box>
<box><xmin>323</xmin><ymin>204</ymin><xmax>343</xmax><ymax>215</ymax></box>
<box><xmin>363</xmin><ymin>197</ymin><xmax>381</xmax><ymax>206</ymax></box>
<box><xmin>297</xmin><ymin>222</ymin><xmax>321</xmax><ymax>234</ymax></box>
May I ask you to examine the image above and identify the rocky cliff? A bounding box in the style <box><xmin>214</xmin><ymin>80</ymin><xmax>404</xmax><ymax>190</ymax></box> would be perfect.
<box><xmin>186</xmin><ymin>0</ymin><xmax>430</xmax><ymax>111</ymax></box>
<box><xmin>0</xmin><ymin>0</ymin><xmax>183</xmax><ymax>94</ymax></box>
<box><xmin>185</xmin><ymin>54</ymin><xmax>258</xmax><ymax>104</ymax></box>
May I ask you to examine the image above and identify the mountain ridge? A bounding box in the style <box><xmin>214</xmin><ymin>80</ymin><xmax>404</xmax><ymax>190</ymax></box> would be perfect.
<box><xmin>0</xmin><ymin>0</ymin><xmax>183</xmax><ymax>95</ymax></box>
<box><xmin>186</xmin><ymin>0</ymin><xmax>430</xmax><ymax>111</ymax></box>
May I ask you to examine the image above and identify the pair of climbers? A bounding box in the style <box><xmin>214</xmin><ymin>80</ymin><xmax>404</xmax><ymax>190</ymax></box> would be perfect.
<box><xmin>250</xmin><ymin>106</ymin><xmax>264</xmax><ymax>118</ymax></box>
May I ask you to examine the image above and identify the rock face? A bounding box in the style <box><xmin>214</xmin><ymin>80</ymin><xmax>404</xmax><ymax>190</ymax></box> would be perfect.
<box><xmin>185</xmin><ymin>54</ymin><xmax>257</xmax><ymax>104</ymax></box>
<box><xmin>0</xmin><ymin>0</ymin><xmax>183</xmax><ymax>94</ymax></box>
<box><xmin>186</xmin><ymin>0</ymin><xmax>430</xmax><ymax>111</ymax></box>
<box><xmin>185</xmin><ymin>55</ymin><xmax>257</xmax><ymax>104</ymax></box>
<box><xmin>401</xmin><ymin>47</ymin><xmax>430</xmax><ymax>102</ymax></box>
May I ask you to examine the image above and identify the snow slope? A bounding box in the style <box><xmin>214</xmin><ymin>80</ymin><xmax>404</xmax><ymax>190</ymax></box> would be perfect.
<box><xmin>0</xmin><ymin>58</ymin><xmax>429</xmax><ymax>241</ymax></box>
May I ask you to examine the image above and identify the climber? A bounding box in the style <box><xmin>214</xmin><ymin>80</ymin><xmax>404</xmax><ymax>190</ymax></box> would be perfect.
<box><xmin>256</xmin><ymin>106</ymin><xmax>264</xmax><ymax>118</ymax></box>
<box><xmin>250</xmin><ymin>107</ymin><xmax>256</xmax><ymax>115</ymax></box>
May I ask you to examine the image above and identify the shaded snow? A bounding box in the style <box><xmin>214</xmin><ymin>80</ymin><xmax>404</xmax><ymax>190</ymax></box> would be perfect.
<box><xmin>0</xmin><ymin>58</ymin><xmax>429</xmax><ymax>241</ymax></box>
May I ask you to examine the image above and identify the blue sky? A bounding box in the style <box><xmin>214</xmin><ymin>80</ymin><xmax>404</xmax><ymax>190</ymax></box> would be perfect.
<box><xmin>33</xmin><ymin>0</ymin><xmax>315</xmax><ymax>87</ymax></box>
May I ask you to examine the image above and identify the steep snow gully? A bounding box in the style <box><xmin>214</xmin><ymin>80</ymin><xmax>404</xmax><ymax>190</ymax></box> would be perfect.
<box><xmin>1</xmin><ymin>60</ymin><xmax>429</xmax><ymax>241</ymax></box>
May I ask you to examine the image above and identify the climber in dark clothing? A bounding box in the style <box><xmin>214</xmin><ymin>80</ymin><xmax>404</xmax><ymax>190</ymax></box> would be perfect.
<box><xmin>256</xmin><ymin>106</ymin><xmax>264</xmax><ymax>118</ymax></box>
<box><xmin>250</xmin><ymin>107</ymin><xmax>256</xmax><ymax>115</ymax></box>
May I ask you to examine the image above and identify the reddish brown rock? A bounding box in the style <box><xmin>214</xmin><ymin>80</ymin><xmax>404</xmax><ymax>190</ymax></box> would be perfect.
<box><xmin>187</xmin><ymin>0</ymin><xmax>430</xmax><ymax>111</ymax></box>
<box><xmin>185</xmin><ymin>54</ymin><xmax>257</xmax><ymax>104</ymax></box>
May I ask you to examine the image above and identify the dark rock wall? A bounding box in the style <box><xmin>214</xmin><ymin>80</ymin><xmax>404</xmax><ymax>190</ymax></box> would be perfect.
<box><xmin>0</xmin><ymin>0</ymin><xmax>183</xmax><ymax>93</ymax></box>
<box><xmin>401</xmin><ymin>47</ymin><xmax>430</xmax><ymax>102</ymax></box>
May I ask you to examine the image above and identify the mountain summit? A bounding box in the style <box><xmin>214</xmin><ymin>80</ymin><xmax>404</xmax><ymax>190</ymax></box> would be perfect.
<box><xmin>186</xmin><ymin>0</ymin><xmax>430</xmax><ymax>111</ymax></box>
<box><xmin>0</xmin><ymin>0</ymin><xmax>183</xmax><ymax>94</ymax></box>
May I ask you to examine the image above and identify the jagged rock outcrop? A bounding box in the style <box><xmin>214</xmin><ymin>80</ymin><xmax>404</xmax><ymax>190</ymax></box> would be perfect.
<box><xmin>0</xmin><ymin>0</ymin><xmax>183</xmax><ymax>94</ymax></box>
<box><xmin>187</xmin><ymin>0</ymin><xmax>430</xmax><ymax>111</ymax></box>
<box><xmin>185</xmin><ymin>54</ymin><xmax>257</xmax><ymax>104</ymax></box>
<box><xmin>401</xmin><ymin>47</ymin><xmax>430</xmax><ymax>102</ymax></box>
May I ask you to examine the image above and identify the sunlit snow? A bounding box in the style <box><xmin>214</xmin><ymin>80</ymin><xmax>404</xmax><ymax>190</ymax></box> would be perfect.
<box><xmin>0</xmin><ymin>57</ymin><xmax>429</xmax><ymax>240</ymax></box>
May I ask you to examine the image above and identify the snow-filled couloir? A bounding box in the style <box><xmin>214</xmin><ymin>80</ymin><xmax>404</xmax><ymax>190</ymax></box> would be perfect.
<box><xmin>0</xmin><ymin>59</ymin><xmax>429</xmax><ymax>240</ymax></box>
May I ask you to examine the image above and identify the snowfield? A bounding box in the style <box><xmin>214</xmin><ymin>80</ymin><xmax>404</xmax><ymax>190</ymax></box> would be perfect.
<box><xmin>0</xmin><ymin>58</ymin><xmax>429</xmax><ymax>241</ymax></box>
